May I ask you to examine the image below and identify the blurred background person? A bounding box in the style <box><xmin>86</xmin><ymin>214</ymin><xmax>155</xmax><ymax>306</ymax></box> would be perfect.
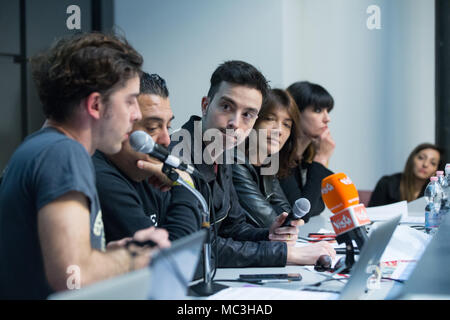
<box><xmin>369</xmin><ymin>143</ymin><xmax>444</xmax><ymax>207</ymax></box>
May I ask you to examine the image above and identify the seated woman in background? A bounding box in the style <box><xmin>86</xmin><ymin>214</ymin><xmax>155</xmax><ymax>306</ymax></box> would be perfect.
<box><xmin>278</xmin><ymin>81</ymin><xmax>335</xmax><ymax>222</ymax></box>
<box><xmin>368</xmin><ymin>143</ymin><xmax>444</xmax><ymax>207</ymax></box>
<box><xmin>232</xmin><ymin>89</ymin><xmax>301</xmax><ymax>228</ymax></box>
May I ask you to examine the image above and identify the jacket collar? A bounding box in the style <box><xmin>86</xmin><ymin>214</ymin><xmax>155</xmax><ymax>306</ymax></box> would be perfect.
<box><xmin>173</xmin><ymin>115</ymin><xmax>218</xmax><ymax>183</ymax></box>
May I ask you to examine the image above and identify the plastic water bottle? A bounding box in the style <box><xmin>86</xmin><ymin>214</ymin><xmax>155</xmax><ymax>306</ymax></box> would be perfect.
<box><xmin>444</xmin><ymin>164</ymin><xmax>450</xmax><ymax>199</ymax></box>
<box><xmin>424</xmin><ymin>176</ymin><xmax>443</xmax><ymax>235</ymax></box>
<box><xmin>440</xmin><ymin>165</ymin><xmax>450</xmax><ymax>222</ymax></box>
<box><xmin>436</xmin><ymin>170</ymin><xmax>447</xmax><ymax>211</ymax></box>
<box><xmin>436</xmin><ymin>170</ymin><xmax>445</xmax><ymax>185</ymax></box>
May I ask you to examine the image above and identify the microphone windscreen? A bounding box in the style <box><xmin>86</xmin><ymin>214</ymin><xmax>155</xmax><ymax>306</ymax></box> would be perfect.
<box><xmin>129</xmin><ymin>130</ymin><xmax>154</xmax><ymax>153</ymax></box>
<box><xmin>321</xmin><ymin>173</ymin><xmax>360</xmax><ymax>214</ymax></box>
<box><xmin>293</xmin><ymin>198</ymin><xmax>311</xmax><ymax>218</ymax></box>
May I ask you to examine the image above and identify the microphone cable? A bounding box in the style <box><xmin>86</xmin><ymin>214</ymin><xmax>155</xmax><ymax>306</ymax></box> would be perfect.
<box><xmin>190</xmin><ymin>171</ymin><xmax>219</xmax><ymax>283</ymax></box>
<box><xmin>202</xmin><ymin>177</ymin><xmax>219</xmax><ymax>282</ymax></box>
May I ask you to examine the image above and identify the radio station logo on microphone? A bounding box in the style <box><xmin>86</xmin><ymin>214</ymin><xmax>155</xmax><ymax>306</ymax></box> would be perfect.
<box><xmin>339</xmin><ymin>177</ymin><xmax>353</xmax><ymax>185</ymax></box>
<box><xmin>321</xmin><ymin>183</ymin><xmax>334</xmax><ymax>195</ymax></box>
<box><xmin>331</xmin><ymin>214</ymin><xmax>354</xmax><ymax>233</ymax></box>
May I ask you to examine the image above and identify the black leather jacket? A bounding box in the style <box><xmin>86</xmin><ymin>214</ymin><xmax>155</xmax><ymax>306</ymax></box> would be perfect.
<box><xmin>232</xmin><ymin>160</ymin><xmax>292</xmax><ymax>228</ymax></box>
<box><xmin>169</xmin><ymin>116</ymin><xmax>287</xmax><ymax>269</ymax></box>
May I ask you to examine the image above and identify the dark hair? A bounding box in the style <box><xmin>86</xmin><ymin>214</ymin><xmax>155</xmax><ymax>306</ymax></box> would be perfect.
<box><xmin>400</xmin><ymin>143</ymin><xmax>444</xmax><ymax>202</ymax></box>
<box><xmin>207</xmin><ymin>60</ymin><xmax>269</xmax><ymax>102</ymax></box>
<box><xmin>140</xmin><ymin>72</ymin><xmax>169</xmax><ymax>98</ymax></box>
<box><xmin>287</xmin><ymin>81</ymin><xmax>334</xmax><ymax>113</ymax></box>
<box><xmin>252</xmin><ymin>89</ymin><xmax>302</xmax><ymax>178</ymax></box>
<box><xmin>287</xmin><ymin>81</ymin><xmax>334</xmax><ymax>163</ymax></box>
<box><xmin>31</xmin><ymin>32</ymin><xmax>143</xmax><ymax>122</ymax></box>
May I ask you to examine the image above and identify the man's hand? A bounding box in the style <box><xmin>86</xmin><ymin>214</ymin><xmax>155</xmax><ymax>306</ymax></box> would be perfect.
<box><xmin>106</xmin><ymin>227</ymin><xmax>171</xmax><ymax>250</ymax></box>
<box><xmin>137</xmin><ymin>159</ymin><xmax>195</xmax><ymax>192</ymax></box>
<box><xmin>130</xmin><ymin>227</ymin><xmax>171</xmax><ymax>270</ymax></box>
<box><xmin>268</xmin><ymin>212</ymin><xmax>304</xmax><ymax>246</ymax></box>
<box><xmin>108</xmin><ymin>227</ymin><xmax>171</xmax><ymax>271</ymax></box>
<box><xmin>136</xmin><ymin>159</ymin><xmax>173</xmax><ymax>191</ymax></box>
<box><xmin>132</xmin><ymin>226</ymin><xmax>171</xmax><ymax>249</ymax></box>
<box><xmin>287</xmin><ymin>242</ymin><xmax>336</xmax><ymax>265</ymax></box>
<box><xmin>311</xmin><ymin>128</ymin><xmax>335</xmax><ymax>167</ymax></box>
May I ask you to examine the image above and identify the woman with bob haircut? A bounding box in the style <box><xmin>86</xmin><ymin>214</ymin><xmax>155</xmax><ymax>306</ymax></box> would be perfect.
<box><xmin>278</xmin><ymin>81</ymin><xmax>335</xmax><ymax>222</ymax></box>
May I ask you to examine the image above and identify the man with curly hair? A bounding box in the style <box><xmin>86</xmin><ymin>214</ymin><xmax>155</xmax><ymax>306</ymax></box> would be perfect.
<box><xmin>0</xmin><ymin>32</ymin><xmax>170</xmax><ymax>299</ymax></box>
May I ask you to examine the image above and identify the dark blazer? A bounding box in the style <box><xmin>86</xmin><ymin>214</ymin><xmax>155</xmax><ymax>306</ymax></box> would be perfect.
<box><xmin>232</xmin><ymin>160</ymin><xmax>292</xmax><ymax>228</ymax></box>
<box><xmin>279</xmin><ymin>161</ymin><xmax>333</xmax><ymax>222</ymax></box>
<box><xmin>368</xmin><ymin>173</ymin><xmax>426</xmax><ymax>207</ymax></box>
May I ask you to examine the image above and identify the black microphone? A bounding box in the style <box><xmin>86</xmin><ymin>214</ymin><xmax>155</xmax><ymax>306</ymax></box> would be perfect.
<box><xmin>282</xmin><ymin>198</ymin><xmax>311</xmax><ymax>227</ymax></box>
<box><xmin>129</xmin><ymin>130</ymin><xmax>198</xmax><ymax>176</ymax></box>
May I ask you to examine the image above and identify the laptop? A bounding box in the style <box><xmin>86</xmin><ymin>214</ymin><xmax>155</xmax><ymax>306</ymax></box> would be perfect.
<box><xmin>48</xmin><ymin>230</ymin><xmax>206</xmax><ymax>300</ymax></box>
<box><xmin>336</xmin><ymin>214</ymin><xmax>402</xmax><ymax>300</ymax></box>
<box><xmin>207</xmin><ymin>215</ymin><xmax>402</xmax><ymax>301</ymax></box>
<box><xmin>394</xmin><ymin>213</ymin><xmax>450</xmax><ymax>299</ymax></box>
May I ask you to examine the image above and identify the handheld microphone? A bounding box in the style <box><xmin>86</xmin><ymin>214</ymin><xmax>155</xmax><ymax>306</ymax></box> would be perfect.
<box><xmin>282</xmin><ymin>198</ymin><xmax>311</xmax><ymax>227</ymax></box>
<box><xmin>321</xmin><ymin>173</ymin><xmax>370</xmax><ymax>272</ymax></box>
<box><xmin>129</xmin><ymin>130</ymin><xmax>198</xmax><ymax>177</ymax></box>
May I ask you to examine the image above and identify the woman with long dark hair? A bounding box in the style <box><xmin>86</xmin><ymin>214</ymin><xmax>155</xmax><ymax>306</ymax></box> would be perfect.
<box><xmin>232</xmin><ymin>88</ymin><xmax>302</xmax><ymax>228</ymax></box>
<box><xmin>369</xmin><ymin>143</ymin><xmax>444</xmax><ymax>206</ymax></box>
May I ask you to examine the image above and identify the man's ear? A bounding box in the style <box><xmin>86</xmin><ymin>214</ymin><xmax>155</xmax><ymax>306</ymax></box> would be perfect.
<box><xmin>201</xmin><ymin>96</ymin><xmax>210</xmax><ymax>116</ymax></box>
<box><xmin>84</xmin><ymin>92</ymin><xmax>103</xmax><ymax>120</ymax></box>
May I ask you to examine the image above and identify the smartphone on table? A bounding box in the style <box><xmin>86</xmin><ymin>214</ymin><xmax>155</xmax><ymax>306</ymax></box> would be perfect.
<box><xmin>238</xmin><ymin>273</ymin><xmax>302</xmax><ymax>283</ymax></box>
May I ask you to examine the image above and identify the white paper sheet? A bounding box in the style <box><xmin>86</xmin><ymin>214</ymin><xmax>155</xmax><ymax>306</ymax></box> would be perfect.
<box><xmin>366</xmin><ymin>201</ymin><xmax>408</xmax><ymax>222</ymax></box>
<box><xmin>207</xmin><ymin>286</ymin><xmax>339</xmax><ymax>300</ymax></box>
<box><xmin>380</xmin><ymin>225</ymin><xmax>431</xmax><ymax>262</ymax></box>
<box><xmin>366</xmin><ymin>200</ymin><xmax>426</xmax><ymax>224</ymax></box>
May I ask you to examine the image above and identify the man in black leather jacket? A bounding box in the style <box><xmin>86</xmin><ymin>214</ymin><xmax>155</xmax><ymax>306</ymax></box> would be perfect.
<box><xmin>169</xmin><ymin>61</ymin><xmax>335</xmax><ymax>268</ymax></box>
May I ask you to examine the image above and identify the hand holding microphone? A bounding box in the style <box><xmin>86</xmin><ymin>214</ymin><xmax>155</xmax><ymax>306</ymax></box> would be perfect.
<box><xmin>136</xmin><ymin>160</ymin><xmax>173</xmax><ymax>192</ymax></box>
<box><xmin>269</xmin><ymin>198</ymin><xmax>310</xmax><ymax>245</ymax></box>
<box><xmin>130</xmin><ymin>130</ymin><xmax>198</xmax><ymax>176</ymax></box>
<box><xmin>281</xmin><ymin>198</ymin><xmax>311</xmax><ymax>227</ymax></box>
<box><xmin>130</xmin><ymin>130</ymin><xmax>196</xmax><ymax>190</ymax></box>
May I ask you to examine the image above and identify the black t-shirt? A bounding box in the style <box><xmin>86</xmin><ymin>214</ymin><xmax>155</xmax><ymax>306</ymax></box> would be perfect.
<box><xmin>92</xmin><ymin>151</ymin><xmax>202</xmax><ymax>243</ymax></box>
<box><xmin>0</xmin><ymin>127</ymin><xmax>105</xmax><ymax>299</ymax></box>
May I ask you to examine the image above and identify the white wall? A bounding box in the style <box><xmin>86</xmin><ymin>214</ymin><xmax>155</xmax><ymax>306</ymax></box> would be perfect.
<box><xmin>114</xmin><ymin>0</ymin><xmax>283</xmax><ymax>130</ymax></box>
<box><xmin>115</xmin><ymin>0</ymin><xmax>435</xmax><ymax>190</ymax></box>
<box><xmin>281</xmin><ymin>0</ymin><xmax>435</xmax><ymax>190</ymax></box>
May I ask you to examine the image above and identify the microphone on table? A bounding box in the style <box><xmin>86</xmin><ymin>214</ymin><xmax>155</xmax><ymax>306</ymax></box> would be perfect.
<box><xmin>282</xmin><ymin>198</ymin><xmax>311</xmax><ymax>227</ymax></box>
<box><xmin>321</xmin><ymin>172</ymin><xmax>371</xmax><ymax>273</ymax></box>
<box><xmin>129</xmin><ymin>130</ymin><xmax>199</xmax><ymax>177</ymax></box>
